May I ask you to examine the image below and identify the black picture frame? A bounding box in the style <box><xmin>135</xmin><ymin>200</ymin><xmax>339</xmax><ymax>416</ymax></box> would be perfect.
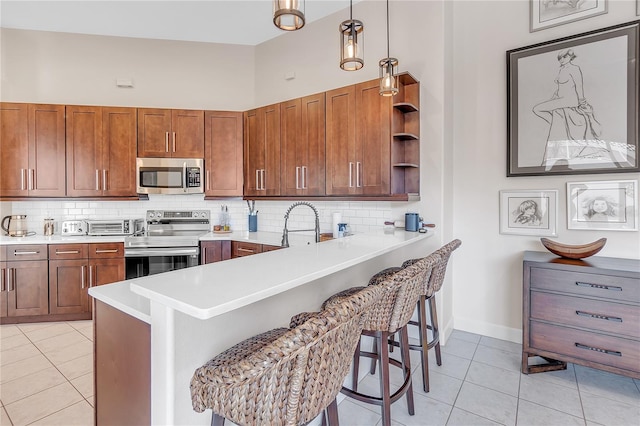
<box><xmin>507</xmin><ymin>21</ymin><xmax>639</xmax><ymax>177</ymax></box>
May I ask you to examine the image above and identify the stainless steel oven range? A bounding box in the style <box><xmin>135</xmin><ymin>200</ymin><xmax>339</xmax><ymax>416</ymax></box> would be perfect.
<box><xmin>124</xmin><ymin>209</ymin><xmax>210</xmax><ymax>279</ymax></box>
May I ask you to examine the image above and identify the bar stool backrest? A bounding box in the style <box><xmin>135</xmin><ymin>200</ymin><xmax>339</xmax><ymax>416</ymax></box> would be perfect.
<box><xmin>366</xmin><ymin>254</ymin><xmax>440</xmax><ymax>333</ymax></box>
<box><xmin>402</xmin><ymin>239</ymin><xmax>462</xmax><ymax>297</ymax></box>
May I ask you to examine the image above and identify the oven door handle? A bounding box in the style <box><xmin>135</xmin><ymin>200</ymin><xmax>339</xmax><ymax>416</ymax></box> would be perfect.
<box><xmin>125</xmin><ymin>248</ymin><xmax>200</xmax><ymax>257</ymax></box>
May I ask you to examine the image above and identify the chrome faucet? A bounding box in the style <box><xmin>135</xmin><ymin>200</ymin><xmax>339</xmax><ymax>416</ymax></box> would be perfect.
<box><xmin>281</xmin><ymin>201</ymin><xmax>321</xmax><ymax>248</ymax></box>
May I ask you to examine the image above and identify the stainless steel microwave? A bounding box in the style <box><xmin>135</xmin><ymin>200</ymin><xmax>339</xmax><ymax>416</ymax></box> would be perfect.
<box><xmin>136</xmin><ymin>158</ymin><xmax>204</xmax><ymax>195</ymax></box>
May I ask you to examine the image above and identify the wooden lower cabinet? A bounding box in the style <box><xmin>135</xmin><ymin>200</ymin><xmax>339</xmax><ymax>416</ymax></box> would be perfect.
<box><xmin>1</xmin><ymin>245</ymin><xmax>49</xmax><ymax>319</ymax></box>
<box><xmin>231</xmin><ymin>241</ymin><xmax>282</xmax><ymax>258</ymax></box>
<box><xmin>201</xmin><ymin>241</ymin><xmax>232</xmax><ymax>264</ymax></box>
<box><xmin>522</xmin><ymin>251</ymin><xmax>640</xmax><ymax>379</ymax></box>
<box><xmin>94</xmin><ymin>300</ymin><xmax>150</xmax><ymax>425</ymax></box>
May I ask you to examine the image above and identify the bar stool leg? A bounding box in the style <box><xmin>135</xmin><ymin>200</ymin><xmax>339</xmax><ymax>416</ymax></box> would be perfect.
<box><xmin>211</xmin><ymin>413</ymin><xmax>225</xmax><ymax>426</ymax></box>
<box><xmin>428</xmin><ymin>296</ymin><xmax>442</xmax><ymax>365</ymax></box>
<box><xmin>417</xmin><ymin>295</ymin><xmax>431</xmax><ymax>392</ymax></box>
<box><xmin>399</xmin><ymin>325</ymin><xmax>415</xmax><ymax>415</ymax></box>
<box><xmin>326</xmin><ymin>398</ymin><xmax>340</xmax><ymax>426</ymax></box>
<box><xmin>369</xmin><ymin>339</ymin><xmax>378</xmax><ymax>375</ymax></box>
<box><xmin>377</xmin><ymin>331</ymin><xmax>392</xmax><ymax>426</ymax></box>
<box><xmin>352</xmin><ymin>339</ymin><xmax>361</xmax><ymax>391</ymax></box>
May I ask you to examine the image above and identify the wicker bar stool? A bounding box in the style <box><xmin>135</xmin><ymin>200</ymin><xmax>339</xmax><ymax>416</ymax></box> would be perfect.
<box><xmin>385</xmin><ymin>239</ymin><xmax>462</xmax><ymax>393</ymax></box>
<box><xmin>321</xmin><ymin>255</ymin><xmax>440</xmax><ymax>426</ymax></box>
<box><xmin>190</xmin><ymin>284</ymin><xmax>382</xmax><ymax>426</ymax></box>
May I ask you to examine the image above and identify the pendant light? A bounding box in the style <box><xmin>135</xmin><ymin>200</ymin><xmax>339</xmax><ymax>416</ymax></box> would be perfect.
<box><xmin>339</xmin><ymin>0</ymin><xmax>364</xmax><ymax>71</ymax></box>
<box><xmin>379</xmin><ymin>0</ymin><xmax>398</xmax><ymax>96</ymax></box>
<box><xmin>273</xmin><ymin>0</ymin><xmax>305</xmax><ymax>31</ymax></box>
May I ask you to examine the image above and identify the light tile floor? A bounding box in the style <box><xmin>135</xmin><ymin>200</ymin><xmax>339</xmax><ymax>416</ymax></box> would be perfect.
<box><xmin>1</xmin><ymin>324</ymin><xmax>639</xmax><ymax>425</ymax></box>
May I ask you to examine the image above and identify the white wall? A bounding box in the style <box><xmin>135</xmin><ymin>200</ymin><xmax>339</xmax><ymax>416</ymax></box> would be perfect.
<box><xmin>452</xmin><ymin>0</ymin><xmax>640</xmax><ymax>341</ymax></box>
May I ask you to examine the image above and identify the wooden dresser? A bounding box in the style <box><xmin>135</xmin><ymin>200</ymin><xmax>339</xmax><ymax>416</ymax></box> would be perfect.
<box><xmin>522</xmin><ymin>251</ymin><xmax>640</xmax><ymax>379</ymax></box>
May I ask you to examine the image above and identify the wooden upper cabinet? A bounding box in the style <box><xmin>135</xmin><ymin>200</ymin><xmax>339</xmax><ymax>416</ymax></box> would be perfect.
<box><xmin>243</xmin><ymin>104</ymin><xmax>280</xmax><ymax>197</ymax></box>
<box><xmin>0</xmin><ymin>103</ymin><xmax>65</xmax><ymax>197</ymax></box>
<box><xmin>204</xmin><ymin>111</ymin><xmax>243</xmax><ymax>197</ymax></box>
<box><xmin>281</xmin><ymin>93</ymin><xmax>326</xmax><ymax>196</ymax></box>
<box><xmin>102</xmin><ymin>108</ymin><xmax>137</xmax><ymax>196</ymax></box>
<box><xmin>66</xmin><ymin>106</ymin><xmax>137</xmax><ymax>197</ymax></box>
<box><xmin>325</xmin><ymin>81</ymin><xmax>391</xmax><ymax>196</ymax></box>
<box><xmin>137</xmin><ymin>108</ymin><xmax>204</xmax><ymax>158</ymax></box>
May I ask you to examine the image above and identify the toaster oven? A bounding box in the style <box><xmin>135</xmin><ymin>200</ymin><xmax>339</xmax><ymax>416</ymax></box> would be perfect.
<box><xmin>86</xmin><ymin>219</ymin><xmax>145</xmax><ymax>236</ymax></box>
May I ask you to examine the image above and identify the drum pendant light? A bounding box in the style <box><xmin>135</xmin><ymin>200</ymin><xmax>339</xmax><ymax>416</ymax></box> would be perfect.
<box><xmin>379</xmin><ymin>0</ymin><xmax>398</xmax><ymax>96</ymax></box>
<box><xmin>339</xmin><ymin>0</ymin><xmax>364</xmax><ymax>71</ymax></box>
<box><xmin>273</xmin><ymin>0</ymin><xmax>305</xmax><ymax>31</ymax></box>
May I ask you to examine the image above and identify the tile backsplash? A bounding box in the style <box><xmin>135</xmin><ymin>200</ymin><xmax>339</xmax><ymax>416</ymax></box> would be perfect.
<box><xmin>2</xmin><ymin>195</ymin><xmax>417</xmax><ymax>236</ymax></box>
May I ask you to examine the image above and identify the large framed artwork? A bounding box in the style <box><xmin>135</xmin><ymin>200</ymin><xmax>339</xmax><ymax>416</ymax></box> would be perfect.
<box><xmin>530</xmin><ymin>0</ymin><xmax>608</xmax><ymax>32</ymax></box>
<box><xmin>499</xmin><ymin>190</ymin><xmax>558</xmax><ymax>236</ymax></box>
<box><xmin>507</xmin><ymin>21</ymin><xmax>639</xmax><ymax>177</ymax></box>
<box><xmin>567</xmin><ymin>180</ymin><xmax>638</xmax><ymax>231</ymax></box>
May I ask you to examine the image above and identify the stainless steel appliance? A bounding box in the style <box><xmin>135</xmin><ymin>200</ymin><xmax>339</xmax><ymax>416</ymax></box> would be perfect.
<box><xmin>1</xmin><ymin>215</ymin><xmax>34</xmax><ymax>237</ymax></box>
<box><xmin>136</xmin><ymin>158</ymin><xmax>203</xmax><ymax>195</ymax></box>
<box><xmin>124</xmin><ymin>209</ymin><xmax>210</xmax><ymax>279</ymax></box>
<box><xmin>61</xmin><ymin>220</ymin><xmax>86</xmax><ymax>236</ymax></box>
<box><xmin>86</xmin><ymin>218</ymin><xmax>145</xmax><ymax>236</ymax></box>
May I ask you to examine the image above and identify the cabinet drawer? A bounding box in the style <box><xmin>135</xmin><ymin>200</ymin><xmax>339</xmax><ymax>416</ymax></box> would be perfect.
<box><xmin>530</xmin><ymin>321</ymin><xmax>640</xmax><ymax>374</ymax></box>
<box><xmin>49</xmin><ymin>244</ymin><xmax>88</xmax><ymax>260</ymax></box>
<box><xmin>530</xmin><ymin>267</ymin><xmax>640</xmax><ymax>304</ymax></box>
<box><xmin>232</xmin><ymin>241</ymin><xmax>263</xmax><ymax>258</ymax></box>
<box><xmin>89</xmin><ymin>243</ymin><xmax>124</xmax><ymax>259</ymax></box>
<box><xmin>531</xmin><ymin>291</ymin><xmax>640</xmax><ymax>339</ymax></box>
<box><xmin>6</xmin><ymin>245</ymin><xmax>48</xmax><ymax>261</ymax></box>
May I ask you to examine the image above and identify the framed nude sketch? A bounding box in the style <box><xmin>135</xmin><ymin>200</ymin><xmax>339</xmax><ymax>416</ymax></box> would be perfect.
<box><xmin>567</xmin><ymin>180</ymin><xmax>638</xmax><ymax>231</ymax></box>
<box><xmin>530</xmin><ymin>0</ymin><xmax>608</xmax><ymax>32</ymax></box>
<box><xmin>507</xmin><ymin>21</ymin><xmax>639</xmax><ymax>177</ymax></box>
<box><xmin>499</xmin><ymin>190</ymin><xmax>558</xmax><ymax>236</ymax></box>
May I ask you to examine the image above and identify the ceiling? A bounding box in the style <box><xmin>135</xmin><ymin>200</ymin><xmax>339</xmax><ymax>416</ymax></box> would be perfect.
<box><xmin>0</xmin><ymin>0</ymin><xmax>361</xmax><ymax>46</ymax></box>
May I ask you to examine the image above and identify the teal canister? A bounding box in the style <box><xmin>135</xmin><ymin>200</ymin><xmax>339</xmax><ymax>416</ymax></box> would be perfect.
<box><xmin>405</xmin><ymin>213</ymin><xmax>420</xmax><ymax>232</ymax></box>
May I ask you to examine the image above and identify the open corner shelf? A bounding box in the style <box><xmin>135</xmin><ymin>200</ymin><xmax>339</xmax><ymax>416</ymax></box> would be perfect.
<box><xmin>393</xmin><ymin>102</ymin><xmax>419</xmax><ymax>113</ymax></box>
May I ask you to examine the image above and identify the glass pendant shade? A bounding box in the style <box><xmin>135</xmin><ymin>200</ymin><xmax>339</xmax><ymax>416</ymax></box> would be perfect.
<box><xmin>379</xmin><ymin>57</ymin><xmax>399</xmax><ymax>96</ymax></box>
<box><xmin>340</xmin><ymin>19</ymin><xmax>364</xmax><ymax>71</ymax></box>
<box><xmin>273</xmin><ymin>0</ymin><xmax>305</xmax><ymax>31</ymax></box>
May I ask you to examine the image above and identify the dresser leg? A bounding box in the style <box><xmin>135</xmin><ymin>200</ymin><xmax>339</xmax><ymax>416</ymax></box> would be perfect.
<box><xmin>522</xmin><ymin>352</ymin><xmax>567</xmax><ymax>374</ymax></box>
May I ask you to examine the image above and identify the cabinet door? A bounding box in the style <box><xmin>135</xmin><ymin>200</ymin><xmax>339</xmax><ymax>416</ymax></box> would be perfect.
<box><xmin>204</xmin><ymin>111</ymin><xmax>243</xmax><ymax>197</ymax></box>
<box><xmin>325</xmin><ymin>86</ymin><xmax>356</xmax><ymax>195</ymax></box>
<box><xmin>172</xmin><ymin>110</ymin><xmax>204</xmax><ymax>158</ymax></box>
<box><xmin>102</xmin><ymin>107</ymin><xmax>137</xmax><ymax>196</ymax></box>
<box><xmin>231</xmin><ymin>241</ymin><xmax>263</xmax><ymax>258</ymax></box>
<box><xmin>300</xmin><ymin>93</ymin><xmax>326</xmax><ymax>196</ymax></box>
<box><xmin>89</xmin><ymin>258</ymin><xmax>125</xmax><ymax>298</ymax></box>
<box><xmin>66</xmin><ymin>105</ymin><xmax>103</xmax><ymax>197</ymax></box>
<box><xmin>243</xmin><ymin>109</ymin><xmax>263</xmax><ymax>196</ymax></box>
<box><xmin>7</xmin><ymin>260</ymin><xmax>49</xmax><ymax>317</ymax></box>
<box><xmin>0</xmin><ymin>103</ymin><xmax>29</xmax><ymax>197</ymax></box>
<box><xmin>49</xmin><ymin>259</ymin><xmax>89</xmax><ymax>315</ymax></box>
<box><xmin>201</xmin><ymin>241</ymin><xmax>231</xmax><ymax>264</ymax></box>
<box><xmin>1</xmin><ymin>262</ymin><xmax>7</xmax><ymax>318</ymax></box>
<box><xmin>280</xmin><ymin>99</ymin><xmax>302</xmax><ymax>195</ymax></box>
<box><xmin>355</xmin><ymin>80</ymin><xmax>391</xmax><ymax>195</ymax></box>
<box><xmin>137</xmin><ymin>109</ymin><xmax>172</xmax><ymax>158</ymax></box>
<box><xmin>263</xmin><ymin>105</ymin><xmax>281</xmax><ymax>196</ymax></box>
<box><xmin>28</xmin><ymin>104</ymin><xmax>66</xmax><ymax>197</ymax></box>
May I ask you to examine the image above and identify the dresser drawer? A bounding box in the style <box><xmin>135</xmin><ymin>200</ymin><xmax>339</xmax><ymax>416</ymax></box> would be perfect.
<box><xmin>530</xmin><ymin>267</ymin><xmax>640</xmax><ymax>303</ymax></box>
<box><xmin>531</xmin><ymin>291</ymin><xmax>640</xmax><ymax>339</ymax></box>
<box><xmin>530</xmin><ymin>321</ymin><xmax>640</xmax><ymax>374</ymax></box>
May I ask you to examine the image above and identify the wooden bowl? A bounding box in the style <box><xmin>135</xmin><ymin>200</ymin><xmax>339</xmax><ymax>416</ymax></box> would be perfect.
<box><xmin>540</xmin><ymin>238</ymin><xmax>607</xmax><ymax>259</ymax></box>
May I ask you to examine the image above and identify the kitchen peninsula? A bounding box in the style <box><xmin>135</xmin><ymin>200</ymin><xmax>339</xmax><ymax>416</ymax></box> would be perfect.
<box><xmin>89</xmin><ymin>228</ymin><xmax>435</xmax><ymax>425</ymax></box>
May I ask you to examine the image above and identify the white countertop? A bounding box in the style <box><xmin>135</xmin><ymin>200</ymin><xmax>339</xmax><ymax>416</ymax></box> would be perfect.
<box><xmin>0</xmin><ymin>234</ymin><xmax>127</xmax><ymax>245</ymax></box>
<box><xmin>89</xmin><ymin>229</ymin><xmax>433</xmax><ymax>323</ymax></box>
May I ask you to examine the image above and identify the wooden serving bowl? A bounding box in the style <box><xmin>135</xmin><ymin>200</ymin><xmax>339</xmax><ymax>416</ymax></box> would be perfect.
<box><xmin>540</xmin><ymin>238</ymin><xmax>607</xmax><ymax>259</ymax></box>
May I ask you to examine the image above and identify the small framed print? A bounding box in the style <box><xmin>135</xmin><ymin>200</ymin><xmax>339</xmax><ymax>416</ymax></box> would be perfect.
<box><xmin>530</xmin><ymin>0</ymin><xmax>608</xmax><ymax>32</ymax></box>
<box><xmin>567</xmin><ymin>180</ymin><xmax>638</xmax><ymax>231</ymax></box>
<box><xmin>500</xmin><ymin>190</ymin><xmax>558</xmax><ymax>236</ymax></box>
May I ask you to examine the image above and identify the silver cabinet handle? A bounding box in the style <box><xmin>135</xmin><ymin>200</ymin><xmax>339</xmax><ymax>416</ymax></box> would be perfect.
<box><xmin>356</xmin><ymin>162</ymin><xmax>362</xmax><ymax>188</ymax></box>
<box><xmin>55</xmin><ymin>250</ymin><xmax>80</xmax><ymax>255</ymax></box>
<box><xmin>8</xmin><ymin>268</ymin><xmax>15</xmax><ymax>292</ymax></box>
<box><xmin>95</xmin><ymin>170</ymin><xmax>100</xmax><ymax>191</ymax></box>
<box><xmin>349</xmin><ymin>162</ymin><xmax>354</xmax><ymax>188</ymax></box>
<box><xmin>13</xmin><ymin>251</ymin><xmax>39</xmax><ymax>255</ymax></box>
<box><xmin>206</xmin><ymin>170</ymin><xmax>211</xmax><ymax>191</ymax></box>
<box><xmin>29</xmin><ymin>169</ymin><xmax>35</xmax><ymax>190</ymax></box>
<box><xmin>296</xmin><ymin>166</ymin><xmax>300</xmax><ymax>189</ymax></box>
<box><xmin>255</xmin><ymin>169</ymin><xmax>260</xmax><ymax>191</ymax></box>
<box><xmin>165</xmin><ymin>132</ymin><xmax>169</xmax><ymax>152</ymax></box>
<box><xmin>81</xmin><ymin>265</ymin><xmax>86</xmax><ymax>289</ymax></box>
<box><xmin>262</xmin><ymin>169</ymin><xmax>266</xmax><ymax>190</ymax></box>
<box><xmin>301</xmin><ymin>166</ymin><xmax>307</xmax><ymax>189</ymax></box>
<box><xmin>103</xmin><ymin>170</ymin><xmax>108</xmax><ymax>191</ymax></box>
<box><xmin>1</xmin><ymin>268</ymin><xmax>5</xmax><ymax>292</ymax></box>
<box><xmin>89</xmin><ymin>265</ymin><xmax>94</xmax><ymax>288</ymax></box>
<box><xmin>21</xmin><ymin>169</ymin><xmax>26</xmax><ymax>190</ymax></box>
<box><xmin>172</xmin><ymin>132</ymin><xmax>176</xmax><ymax>152</ymax></box>
<box><xmin>94</xmin><ymin>249</ymin><xmax>118</xmax><ymax>254</ymax></box>
<box><xmin>237</xmin><ymin>247</ymin><xmax>255</xmax><ymax>253</ymax></box>
<box><xmin>576</xmin><ymin>281</ymin><xmax>622</xmax><ymax>292</ymax></box>
<box><xmin>575</xmin><ymin>342</ymin><xmax>622</xmax><ymax>357</ymax></box>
